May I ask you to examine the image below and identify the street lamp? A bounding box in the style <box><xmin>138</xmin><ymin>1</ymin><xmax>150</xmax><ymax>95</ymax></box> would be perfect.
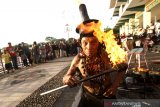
<box><xmin>65</xmin><ymin>24</ymin><xmax>72</xmax><ymax>40</ymax></box>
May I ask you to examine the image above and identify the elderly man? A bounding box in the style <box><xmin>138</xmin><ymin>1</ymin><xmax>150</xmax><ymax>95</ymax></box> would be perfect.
<box><xmin>63</xmin><ymin>19</ymin><xmax>125</xmax><ymax>107</ymax></box>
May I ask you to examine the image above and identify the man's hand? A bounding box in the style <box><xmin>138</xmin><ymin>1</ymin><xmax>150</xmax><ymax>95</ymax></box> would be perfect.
<box><xmin>103</xmin><ymin>86</ymin><xmax>117</xmax><ymax>98</ymax></box>
<box><xmin>63</xmin><ymin>74</ymin><xmax>79</xmax><ymax>87</ymax></box>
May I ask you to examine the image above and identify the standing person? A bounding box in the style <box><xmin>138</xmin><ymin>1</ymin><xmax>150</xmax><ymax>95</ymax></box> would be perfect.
<box><xmin>147</xmin><ymin>22</ymin><xmax>155</xmax><ymax>39</ymax></box>
<box><xmin>32</xmin><ymin>41</ymin><xmax>40</xmax><ymax>64</ymax></box>
<box><xmin>65</xmin><ymin>41</ymin><xmax>70</xmax><ymax>57</ymax></box>
<box><xmin>142</xmin><ymin>37</ymin><xmax>150</xmax><ymax>54</ymax></box>
<box><xmin>126</xmin><ymin>33</ymin><xmax>133</xmax><ymax>51</ymax></box>
<box><xmin>6</xmin><ymin>42</ymin><xmax>19</xmax><ymax>70</ymax></box>
<box><xmin>120</xmin><ymin>33</ymin><xmax>129</xmax><ymax>52</ymax></box>
<box><xmin>1</xmin><ymin>49</ymin><xmax>13</xmax><ymax>73</ymax></box>
<box><xmin>45</xmin><ymin>43</ymin><xmax>52</xmax><ymax>60</ymax></box>
<box><xmin>63</xmin><ymin>19</ymin><xmax>126</xmax><ymax>107</ymax></box>
<box><xmin>53</xmin><ymin>41</ymin><xmax>60</xmax><ymax>58</ymax></box>
<box><xmin>59</xmin><ymin>41</ymin><xmax>67</xmax><ymax>57</ymax></box>
<box><xmin>134</xmin><ymin>37</ymin><xmax>142</xmax><ymax>61</ymax></box>
<box><xmin>156</xmin><ymin>19</ymin><xmax>160</xmax><ymax>42</ymax></box>
<box><xmin>16</xmin><ymin>43</ymin><xmax>28</xmax><ymax>67</ymax></box>
<box><xmin>39</xmin><ymin>43</ymin><xmax>46</xmax><ymax>63</ymax></box>
<box><xmin>21</xmin><ymin>42</ymin><xmax>33</xmax><ymax>65</ymax></box>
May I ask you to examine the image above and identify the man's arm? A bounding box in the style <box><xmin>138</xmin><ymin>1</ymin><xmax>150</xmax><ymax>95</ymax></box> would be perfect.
<box><xmin>63</xmin><ymin>55</ymin><xmax>80</xmax><ymax>87</ymax></box>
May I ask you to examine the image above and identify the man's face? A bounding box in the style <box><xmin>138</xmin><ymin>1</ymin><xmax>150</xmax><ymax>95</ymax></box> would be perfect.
<box><xmin>8</xmin><ymin>43</ymin><xmax>11</xmax><ymax>46</ymax></box>
<box><xmin>81</xmin><ymin>36</ymin><xmax>99</xmax><ymax>57</ymax></box>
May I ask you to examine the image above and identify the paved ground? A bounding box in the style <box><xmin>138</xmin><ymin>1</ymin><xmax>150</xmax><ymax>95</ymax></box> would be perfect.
<box><xmin>0</xmin><ymin>56</ymin><xmax>74</xmax><ymax>107</ymax></box>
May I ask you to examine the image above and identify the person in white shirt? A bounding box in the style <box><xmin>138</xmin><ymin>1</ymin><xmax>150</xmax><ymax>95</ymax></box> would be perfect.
<box><xmin>134</xmin><ymin>37</ymin><xmax>142</xmax><ymax>61</ymax></box>
<box><xmin>155</xmin><ymin>19</ymin><xmax>160</xmax><ymax>38</ymax></box>
<box><xmin>120</xmin><ymin>33</ymin><xmax>129</xmax><ymax>52</ymax></box>
<box><xmin>147</xmin><ymin>22</ymin><xmax>155</xmax><ymax>38</ymax></box>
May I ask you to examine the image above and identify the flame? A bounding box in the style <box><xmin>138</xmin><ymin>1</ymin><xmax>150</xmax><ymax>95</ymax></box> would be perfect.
<box><xmin>80</xmin><ymin>20</ymin><xmax>127</xmax><ymax>66</ymax></box>
<box><xmin>97</xmin><ymin>30</ymin><xmax>127</xmax><ymax>66</ymax></box>
<box><xmin>137</xmin><ymin>67</ymin><xmax>149</xmax><ymax>72</ymax></box>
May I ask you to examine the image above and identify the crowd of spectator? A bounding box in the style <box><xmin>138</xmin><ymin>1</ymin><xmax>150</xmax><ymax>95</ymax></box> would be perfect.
<box><xmin>0</xmin><ymin>38</ymin><xmax>81</xmax><ymax>73</ymax></box>
<box><xmin>118</xmin><ymin>20</ymin><xmax>160</xmax><ymax>53</ymax></box>
<box><xmin>1</xmin><ymin>20</ymin><xmax>160</xmax><ymax>74</ymax></box>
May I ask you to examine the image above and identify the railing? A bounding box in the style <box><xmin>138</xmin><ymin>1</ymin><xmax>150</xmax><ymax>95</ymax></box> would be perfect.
<box><xmin>113</xmin><ymin>0</ymin><xmax>132</xmax><ymax>28</ymax></box>
<box><xmin>0</xmin><ymin>58</ymin><xmax>5</xmax><ymax>73</ymax></box>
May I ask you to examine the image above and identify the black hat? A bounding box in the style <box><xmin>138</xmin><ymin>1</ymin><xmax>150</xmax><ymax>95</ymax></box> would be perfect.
<box><xmin>76</xmin><ymin>19</ymin><xmax>99</xmax><ymax>40</ymax></box>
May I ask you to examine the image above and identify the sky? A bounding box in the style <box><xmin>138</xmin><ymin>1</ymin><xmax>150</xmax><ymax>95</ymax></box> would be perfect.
<box><xmin>0</xmin><ymin>0</ymin><xmax>114</xmax><ymax>48</ymax></box>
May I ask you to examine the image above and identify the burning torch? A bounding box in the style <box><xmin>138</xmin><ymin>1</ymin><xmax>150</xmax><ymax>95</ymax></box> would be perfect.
<box><xmin>40</xmin><ymin>64</ymin><xmax>127</xmax><ymax>96</ymax></box>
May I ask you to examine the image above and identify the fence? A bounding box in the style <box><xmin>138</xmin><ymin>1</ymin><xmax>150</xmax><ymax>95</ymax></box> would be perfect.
<box><xmin>0</xmin><ymin>58</ymin><xmax>5</xmax><ymax>73</ymax></box>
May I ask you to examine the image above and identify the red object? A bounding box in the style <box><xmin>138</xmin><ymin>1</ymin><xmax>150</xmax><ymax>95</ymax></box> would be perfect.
<box><xmin>6</xmin><ymin>46</ymin><xmax>17</xmax><ymax>56</ymax></box>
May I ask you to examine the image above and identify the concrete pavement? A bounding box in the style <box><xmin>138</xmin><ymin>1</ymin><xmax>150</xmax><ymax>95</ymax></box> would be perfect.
<box><xmin>0</xmin><ymin>56</ymin><xmax>74</xmax><ymax>107</ymax></box>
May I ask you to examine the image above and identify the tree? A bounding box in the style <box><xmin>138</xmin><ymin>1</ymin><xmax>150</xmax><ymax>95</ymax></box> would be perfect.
<box><xmin>104</xmin><ymin>26</ymin><xmax>111</xmax><ymax>33</ymax></box>
<box><xmin>45</xmin><ymin>36</ymin><xmax>56</xmax><ymax>42</ymax></box>
<box><xmin>113</xmin><ymin>28</ymin><xmax>119</xmax><ymax>34</ymax></box>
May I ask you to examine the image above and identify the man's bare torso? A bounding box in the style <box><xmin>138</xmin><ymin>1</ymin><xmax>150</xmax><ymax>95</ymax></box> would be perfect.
<box><xmin>73</xmin><ymin>49</ymin><xmax>112</xmax><ymax>95</ymax></box>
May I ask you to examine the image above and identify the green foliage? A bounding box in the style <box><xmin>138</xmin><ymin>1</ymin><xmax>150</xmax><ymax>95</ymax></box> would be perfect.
<box><xmin>104</xmin><ymin>26</ymin><xmax>112</xmax><ymax>33</ymax></box>
<box><xmin>45</xmin><ymin>36</ymin><xmax>57</xmax><ymax>42</ymax></box>
<box><xmin>113</xmin><ymin>28</ymin><xmax>119</xmax><ymax>34</ymax></box>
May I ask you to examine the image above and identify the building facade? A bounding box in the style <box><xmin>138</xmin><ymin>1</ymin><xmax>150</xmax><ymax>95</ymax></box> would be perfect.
<box><xmin>110</xmin><ymin>0</ymin><xmax>160</xmax><ymax>35</ymax></box>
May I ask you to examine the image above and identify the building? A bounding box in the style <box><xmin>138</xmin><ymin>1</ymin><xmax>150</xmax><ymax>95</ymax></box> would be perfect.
<box><xmin>110</xmin><ymin>0</ymin><xmax>160</xmax><ymax>35</ymax></box>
